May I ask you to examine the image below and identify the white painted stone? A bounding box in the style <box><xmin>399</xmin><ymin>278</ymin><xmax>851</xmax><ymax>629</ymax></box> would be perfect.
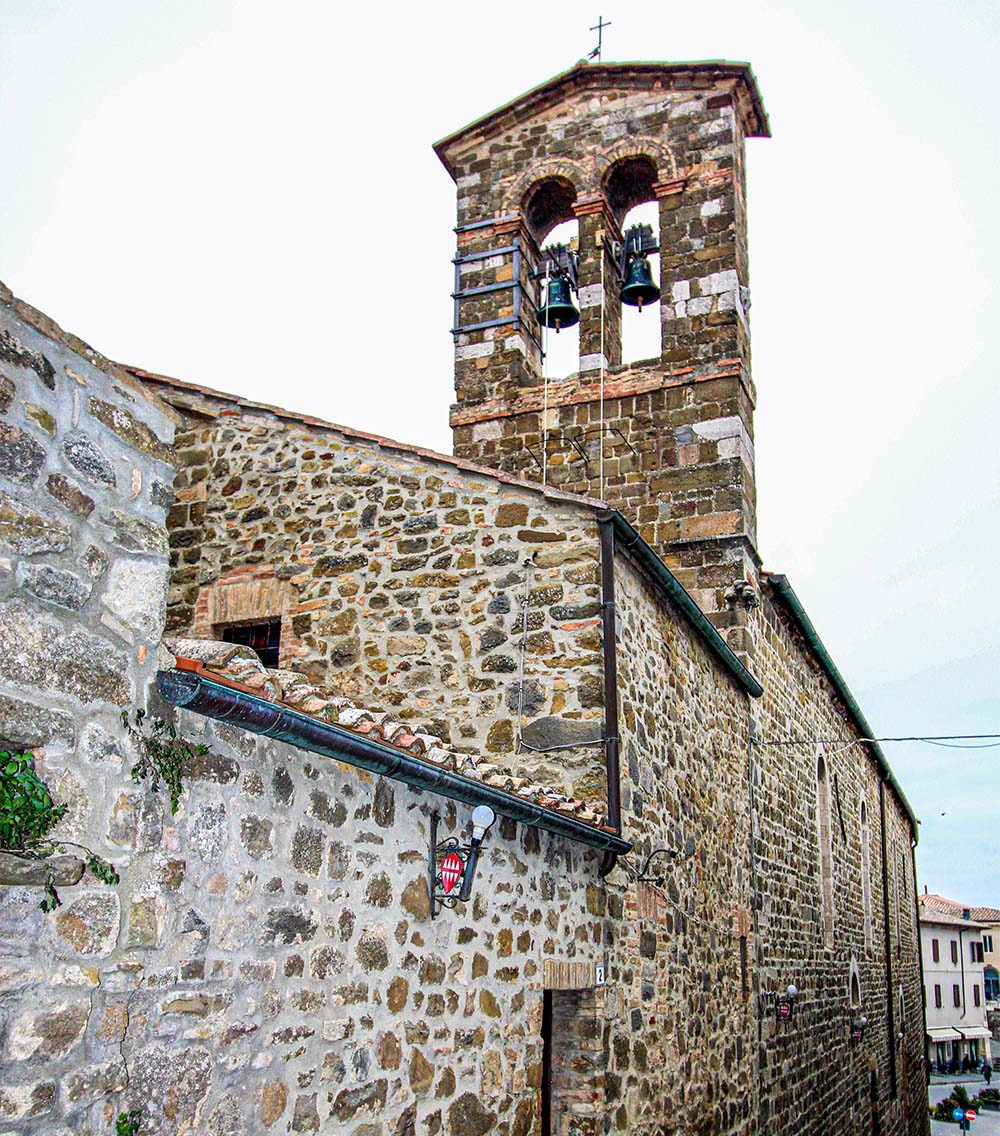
<box><xmin>671</xmin><ymin>280</ymin><xmax>691</xmax><ymax>302</ymax></box>
<box><xmin>670</xmin><ymin>99</ymin><xmax>704</xmax><ymax>117</ymax></box>
<box><xmin>687</xmin><ymin>296</ymin><xmax>713</xmax><ymax>317</ymax></box>
<box><xmin>700</xmin><ymin>199</ymin><xmax>722</xmax><ymax>218</ymax></box>
<box><xmin>697</xmin><ymin>118</ymin><xmax>729</xmax><ymax>138</ymax></box>
<box><xmin>102</xmin><ymin>558</ymin><xmax>167</xmax><ymax>640</ymax></box>
<box><xmin>579</xmin><ymin>353</ymin><xmax>608</xmax><ymax>372</ymax></box>
<box><xmin>455</xmin><ymin>341</ymin><xmax>495</xmax><ymax>361</ymax></box>
<box><xmin>698</xmin><ymin>269</ymin><xmax>739</xmax><ymax>296</ymax></box>
<box><xmin>503</xmin><ymin>335</ymin><xmax>527</xmax><ymax>354</ymax></box>
<box><xmin>692</xmin><ymin>415</ymin><xmax>742</xmax><ymax>443</ymax></box>
<box><xmin>472</xmin><ymin>419</ymin><xmax>503</xmax><ymax>442</ymax></box>
<box><xmin>577</xmin><ymin>284</ymin><xmax>606</xmax><ymax>309</ymax></box>
<box><xmin>456</xmin><ymin>173</ymin><xmax>481</xmax><ymax>189</ymax></box>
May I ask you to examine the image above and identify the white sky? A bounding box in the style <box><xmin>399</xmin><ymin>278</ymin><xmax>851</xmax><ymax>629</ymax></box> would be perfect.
<box><xmin>2</xmin><ymin>0</ymin><xmax>998</xmax><ymax>905</ymax></box>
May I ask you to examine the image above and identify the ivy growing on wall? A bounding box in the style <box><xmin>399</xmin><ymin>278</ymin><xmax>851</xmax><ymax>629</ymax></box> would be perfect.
<box><xmin>121</xmin><ymin>708</ymin><xmax>208</xmax><ymax>814</ymax></box>
<box><xmin>0</xmin><ymin>751</ymin><xmax>119</xmax><ymax>911</ymax></box>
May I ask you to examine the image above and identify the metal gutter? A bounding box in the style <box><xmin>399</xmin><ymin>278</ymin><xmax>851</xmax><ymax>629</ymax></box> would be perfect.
<box><xmin>598</xmin><ymin>514</ymin><xmax>622</xmax><ymax>877</ymax></box>
<box><xmin>609</xmin><ymin>511</ymin><xmax>764</xmax><ymax>698</ymax></box>
<box><xmin>157</xmin><ymin>670</ymin><xmax>631</xmax><ymax>856</ymax></box>
<box><xmin>765</xmin><ymin>573</ymin><xmax>918</xmax><ymax>836</ymax></box>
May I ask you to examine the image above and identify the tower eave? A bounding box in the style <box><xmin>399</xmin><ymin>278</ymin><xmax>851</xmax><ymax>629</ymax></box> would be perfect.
<box><xmin>432</xmin><ymin>58</ymin><xmax>771</xmax><ymax>180</ymax></box>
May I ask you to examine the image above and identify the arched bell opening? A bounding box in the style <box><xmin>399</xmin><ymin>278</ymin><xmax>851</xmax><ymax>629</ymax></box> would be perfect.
<box><xmin>522</xmin><ymin>178</ymin><xmax>581</xmax><ymax>381</ymax></box>
<box><xmin>538</xmin><ymin>217</ymin><xmax>580</xmax><ymax>381</ymax></box>
<box><xmin>604</xmin><ymin>156</ymin><xmax>658</xmax><ymax>228</ymax></box>
<box><xmin>619</xmin><ymin>201</ymin><xmax>661</xmax><ymax>366</ymax></box>
<box><xmin>523</xmin><ymin>176</ymin><xmax>578</xmax><ymax>247</ymax></box>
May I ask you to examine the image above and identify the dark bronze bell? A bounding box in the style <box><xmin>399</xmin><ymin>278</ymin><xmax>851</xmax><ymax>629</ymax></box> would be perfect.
<box><xmin>620</xmin><ymin>256</ymin><xmax>660</xmax><ymax>310</ymax></box>
<box><xmin>539</xmin><ymin>273</ymin><xmax>580</xmax><ymax>332</ymax></box>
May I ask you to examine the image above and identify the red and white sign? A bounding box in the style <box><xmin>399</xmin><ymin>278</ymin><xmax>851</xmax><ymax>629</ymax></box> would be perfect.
<box><xmin>440</xmin><ymin>852</ymin><xmax>464</xmax><ymax>894</ymax></box>
<box><xmin>966</xmin><ymin>1111</ymin><xmax>977</xmax><ymax>1123</ymax></box>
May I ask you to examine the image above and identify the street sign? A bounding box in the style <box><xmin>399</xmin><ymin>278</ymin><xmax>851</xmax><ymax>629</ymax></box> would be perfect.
<box><xmin>440</xmin><ymin>851</ymin><xmax>463</xmax><ymax>894</ymax></box>
<box><xmin>953</xmin><ymin>1110</ymin><xmax>964</xmax><ymax>1121</ymax></box>
<box><xmin>966</xmin><ymin>1111</ymin><xmax>977</xmax><ymax>1122</ymax></box>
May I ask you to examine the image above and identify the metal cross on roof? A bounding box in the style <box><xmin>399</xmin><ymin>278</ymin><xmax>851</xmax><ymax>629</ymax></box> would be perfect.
<box><xmin>588</xmin><ymin>15</ymin><xmax>611</xmax><ymax>62</ymax></box>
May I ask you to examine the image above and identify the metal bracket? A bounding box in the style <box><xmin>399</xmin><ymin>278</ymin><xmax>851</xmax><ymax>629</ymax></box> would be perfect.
<box><xmin>615</xmin><ymin>223</ymin><xmax>660</xmax><ymax>284</ymax></box>
<box><xmin>429</xmin><ymin>811</ymin><xmax>471</xmax><ymax>919</ymax></box>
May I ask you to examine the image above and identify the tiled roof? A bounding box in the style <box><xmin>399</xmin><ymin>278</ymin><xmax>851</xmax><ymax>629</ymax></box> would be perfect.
<box><xmin>164</xmin><ymin>638</ymin><xmax>609</xmax><ymax>831</ymax></box>
<box><xmin>920</xmin><ymin>894</ymin><xmax>1000</xmax><ymax>924</ymax></box>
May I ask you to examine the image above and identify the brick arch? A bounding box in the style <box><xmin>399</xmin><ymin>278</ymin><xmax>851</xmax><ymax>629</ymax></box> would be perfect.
<box><xmin>502</xmin><ymin>158</ymin><xmax>592</xmax><ymax>217</ymax></box>
<box><xmin>596</xmin><ymin>138</ymin><xmax>679</xmax><ymax>185</ymax></box>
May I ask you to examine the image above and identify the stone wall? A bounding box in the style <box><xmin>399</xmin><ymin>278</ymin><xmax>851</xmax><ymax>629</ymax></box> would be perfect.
<box><xmin>610</xmin><ymin>553</ymin><xmax>756</xmax><ymax>1136</ymax></box>
<box><xmin>0</xmin><ymin>286</ymin><xmax>179</xmax><ymax>1130</ymax></box>
<box><xmin>748</xmin><ymin>586</ymin><xmax>927</xmax><ymax>1136</ymax></box>
<box><xmin>145</xmin><ymin>378</ymin><xmax>610</xmax><ymax>807</ymax></box>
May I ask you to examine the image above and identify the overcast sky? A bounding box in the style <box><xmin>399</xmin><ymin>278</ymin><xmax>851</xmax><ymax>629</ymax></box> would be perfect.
<box><xmin>2</xmin><ymin>1</ymin><xmax>997</xmax><ymax>906</ymax></box>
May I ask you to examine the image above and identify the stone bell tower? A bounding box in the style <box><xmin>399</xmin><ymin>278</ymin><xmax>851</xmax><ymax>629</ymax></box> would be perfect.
<box><xmin>434</xmin><ymin>61</ymin><xmax>770</xmax><ymax>649</ymax></box>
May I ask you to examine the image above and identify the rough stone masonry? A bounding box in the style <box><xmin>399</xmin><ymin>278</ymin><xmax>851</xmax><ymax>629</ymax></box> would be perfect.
<box><xmin>0</xmin><ymin>56</ymin><xmax>926</xmax><ymax>1136</ymax></box>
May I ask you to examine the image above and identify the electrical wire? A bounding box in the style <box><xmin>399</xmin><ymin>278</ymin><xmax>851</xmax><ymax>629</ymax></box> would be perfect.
<box><xmin>754</xmin><ymin>733</ymin><xmax>1000</xmax><ymax>748</ymax></box>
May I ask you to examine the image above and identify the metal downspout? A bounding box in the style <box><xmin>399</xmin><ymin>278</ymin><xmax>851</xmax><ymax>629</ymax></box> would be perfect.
<box><xmin>880</xmin><ymin>776</ymin><xmax>898</xmax><ymax>1098</ymax></box>
<box><xmin>909</xmin><ymin>840</ymin><xmax>928</xmax><ymax>1082</ymax></box>
<box><xmin>598</xmin><ymin>511</ymin><xmax>622</xmax><ymax>877</ymax></box>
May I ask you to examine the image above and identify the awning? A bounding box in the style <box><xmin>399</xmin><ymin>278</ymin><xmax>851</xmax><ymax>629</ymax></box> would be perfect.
<box><xmin>927</xmin><ymin>1027</ymin><xmax>962</xmax><ymax>1041</ymax></box>
<box><xmin>958</xmin><ymin>1027</ymin><xmax>994</xmax><ymax>1041</ymax></box>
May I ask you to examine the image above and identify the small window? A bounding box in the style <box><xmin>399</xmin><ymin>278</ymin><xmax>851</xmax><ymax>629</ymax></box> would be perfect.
<box><xmin>860</xmin><ymin>802</ymin><xmax>873</xmax><ymax>952</ymax></box>
<box><xmin>974</xmin><ymin>984</ymin><xmax>981</xmax><ymax>1007</ymax></box>
<box><xmin>985</xmin><ymin>934</ymin><xmax>994</xmax><ymax>954</ymax></box>
<box><xmin>953</xmin><ymin>984</ymin><xmax>962</xmax><ymax>1008</ymax></box>
<box><xmin>952</xmin><ymin>941</ymin><xmax>959</xmax><ymax>965</ymax></box>
<box><xmin>932</xmin><ymin>939</ymin><xmax>940</xmax><ymax>963</ymax></box>
<box><xmin>220</xmin><ymin>618</ymin><xmax>282</xmax><ymax>669</ymax></box>
<box><xmin>935</xmin><ymin>984</ymin><xmax>942</xmax><ymax>1008</ymax></box>
<box><xmin>972</xmin><ymin>942</ymin><xmax>984</xmax><ymax>964</ymax></box>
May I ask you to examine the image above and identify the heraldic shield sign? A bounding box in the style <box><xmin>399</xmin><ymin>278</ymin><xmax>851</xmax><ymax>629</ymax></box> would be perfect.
<box><xmin>428</xmin><ymin>807</ymin><xmax>496</xmax><ymax>918</ymax></box>
<box><xmin>430</xmin><ymin>811</ymin><xmax>470</xmax><ymax>917</ymax></box>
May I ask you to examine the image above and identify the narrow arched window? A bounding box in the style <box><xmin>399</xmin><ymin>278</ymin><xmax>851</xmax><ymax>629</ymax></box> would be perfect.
<box><xmin>817</xmin><ymin>752</ymin><xmax>834</xmax><ymax>949</ymax></box>
<box><xmin>860</xmin><ymin>800</ymin><xmax>873</xmax><ymax>952</ymax></box>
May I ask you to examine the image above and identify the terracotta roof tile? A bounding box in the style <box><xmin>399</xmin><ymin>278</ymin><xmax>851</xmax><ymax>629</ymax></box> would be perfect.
<box><xmin>920</xmin><ymin>894</ymin><xmax>1000</xmax><ymax>924</ymax></box>
<box><xmin>164</xmin><ymin>637</ymin><xmax>608</xmax><ymax>832</ymax></box>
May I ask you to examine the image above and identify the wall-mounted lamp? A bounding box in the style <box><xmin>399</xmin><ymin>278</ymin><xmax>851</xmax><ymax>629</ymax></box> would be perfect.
<box><xmin>635</xmin><ymin>848</ymin><xmax>678</xmax><ymax>887</ymax></box>
<box><xmin>850</xmin><ymin>1013</ymin><xmax>869</xmax><ymax>1046</ymax></box>
<box><xmin>775</xmin><ymin>984</ymin><xmax>798</xmax><ymax>1022</ymax></box>
<box><xmin>429</xmin><ymin>806</ymin><xmax>496</xmax><ymax>918</ymax></box>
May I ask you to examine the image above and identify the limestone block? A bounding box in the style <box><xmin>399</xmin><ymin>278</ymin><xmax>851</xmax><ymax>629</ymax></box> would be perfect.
<box><xmin>0</xmin><ymin>490</ymin><xmax>70</xmax><ymax>557</ymax></box>
<box><xmin>0</xmin><ymin>852</ymin><xmax>84</xmax><ymax>887</ymax></box>
<box><xmin>6</xmin><ymin>997</ymin><xmax>90</xmax><ymax>1060</ymax></box>
<box><xmin>101</xmin><ymin>557</ymin><xmax>167</xmax><ymax>638</ymax></box>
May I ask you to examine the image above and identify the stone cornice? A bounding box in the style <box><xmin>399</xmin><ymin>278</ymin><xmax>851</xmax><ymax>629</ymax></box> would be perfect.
<box><xmin>450</xmin><ymin>361</ymin><xmax>752</xmax><ymax>427</ymax></box>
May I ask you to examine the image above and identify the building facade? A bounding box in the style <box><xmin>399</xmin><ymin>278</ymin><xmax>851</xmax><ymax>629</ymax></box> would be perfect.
<box><xmin>919</xmin><ymin>894</ymin><xmax>997</xmax><ymax>1070</ymax></box>
<box><xmin>0</xmin><ymin>58</ymin><xmax>928</xmax><ymax>1136</ymax></box>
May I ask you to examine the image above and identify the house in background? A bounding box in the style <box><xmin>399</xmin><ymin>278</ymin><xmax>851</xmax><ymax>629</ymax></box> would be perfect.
<box><xmin>919</xmin><ymin>893</ymin><xmax>993</xmax><ymax>1070</ymax></box>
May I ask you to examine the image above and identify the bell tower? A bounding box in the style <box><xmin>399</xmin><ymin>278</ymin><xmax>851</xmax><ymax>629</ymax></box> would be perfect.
<box><xmin>434</xmin><ymin>61</ymin><xmax>770</xmax><ymax>652</ymax></box>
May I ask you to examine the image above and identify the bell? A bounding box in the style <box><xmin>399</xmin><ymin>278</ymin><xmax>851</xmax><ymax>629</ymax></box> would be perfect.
<box><xmin>620</xmin><ymin>256</ymin><xmax>661</xmax><ymax>311</ymax></box>
<box><xmin>539</xmin><ymin>274</ymin><xmax>580</xmax><ymax>332</ymax></box>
